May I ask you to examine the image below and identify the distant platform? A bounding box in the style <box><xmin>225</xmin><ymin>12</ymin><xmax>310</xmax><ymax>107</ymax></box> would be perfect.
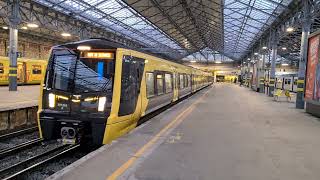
<box><xmin>0</xmin><ymin>85</ymin><xmax>39</xmax><ymax>111</ymax></box>
<box><xmin>48</xmin><ymin>84</ymin><xmax>320</xmax><ymax>180</ymax></box>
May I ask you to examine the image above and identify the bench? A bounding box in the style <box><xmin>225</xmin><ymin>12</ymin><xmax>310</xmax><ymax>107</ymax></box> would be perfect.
<box><xmin>274</xmin><ymin>89</ymin><xmax>292</xmax><ymax>102</ymax></box>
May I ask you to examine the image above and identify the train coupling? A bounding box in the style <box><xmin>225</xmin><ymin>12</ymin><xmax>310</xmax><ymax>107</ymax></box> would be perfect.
<box><xmin>60</xmin><ymin>122</ymin><xmax>84</xmax><ymax>145</ymax></box>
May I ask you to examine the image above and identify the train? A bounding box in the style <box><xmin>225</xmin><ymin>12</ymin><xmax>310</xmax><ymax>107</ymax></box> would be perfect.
<box><xmin>275</xmin><ymin>73</ymin><xmax>298</xmax><ymax>92</ymax></box>
<box><xmin>0</xmin><ymin>56</ymin><xmax>47</xmax><ymax>85</ymax></box>
<box><xmin>38</xmin><ymin>39</ymin><xmax>213</xmax><ymax>145</ymax></box>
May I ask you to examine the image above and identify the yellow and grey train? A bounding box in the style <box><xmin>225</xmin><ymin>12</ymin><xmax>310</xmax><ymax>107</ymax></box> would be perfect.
<box><xmin>0</xmin><ymin>56</ymin><xmax>47</xmax><ymax>85</ymax></box>
<box><xmin>38</xmin><ymin>39</ymin><xmax>213</xmax><ymax>145</ymax></box>
<box><xmin>275</xmin><ymin>73</ymin><xmax>298</xmax><ymax>92</ymax></box>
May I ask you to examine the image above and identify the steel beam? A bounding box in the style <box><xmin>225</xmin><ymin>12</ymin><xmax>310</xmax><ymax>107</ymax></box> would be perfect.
<box><xmin>269</xmin><ymin>30</ymin><xmax>278</xmax><ymax>97</ymax></box>
<box><xmin>8</xmin><ymin>0</ymin><xmax>20</xmax><ymax>91</ymax></box>
<box><xmin>296</xmin><ymin>0</ymin><xmax>311</xmax><ymax>109</ymax></box>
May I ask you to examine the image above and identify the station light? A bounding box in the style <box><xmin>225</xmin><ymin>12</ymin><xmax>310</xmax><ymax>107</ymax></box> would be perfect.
<box><xmin>254</xmin><ymin>52</ymin><xmax>259</xmax><ymax>55</ymax></box>
<box><xmin>247</xmin><ymin>58</ymin><xmax>250</xmax><ymax>60</ymax></box>
<box><xmin>77</xmin><ymin>45</ymin><xmax>91</xmax><ymax>51</ymax></box>
<box><xmin>2</xmin><ymin>26</ymin><xmax>8</xmax><ymax>30</ymax></box>
<box><xmin>61</xmin><ymin>32</ymin><xmax>71</xmax><ymax>37</ymax></box>
<box><xmin>281</xmin><ymin>63</ymin><xmax>289</xmax><ymax>66</ymax></box>
<box><xmin>286</xmin><ymin>27</ymin><xmax>294</xmax><ymax>32</ymax></box>
<box><xmin>282</xmin><ymin>47</ymin><xmax>287</xmax><ymax>50</ymax></box>
<box><xmin>262</xmin><ymin>46</ymin><xmax>267</xmax><ymax>50</ymax></box>
<box><xmin>27</xmin><ymin>23</ymin><xmax>39</xmax><ymax>28</ymax></box>
<box><xmin>190</xmin><ymin>60</ymin><xmax>196</xmax><ymax>63</ymax></box>
<box><xmin>21</xmin><ymin>26</ymin><xmax>28</xmax><ymax>30</ymax></box>
<box><xmin>215</xmin><ymin>61</ymin><xmax>222</xmax><ymax>64</ymax></box>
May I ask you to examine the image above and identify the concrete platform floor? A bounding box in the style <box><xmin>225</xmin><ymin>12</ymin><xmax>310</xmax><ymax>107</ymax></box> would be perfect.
<box><xmin>49</xmin><ymin>84</ymin><xmax>320</xmax><ymax>180</ymax></box>
<box><xmin>0</xmin><ymin>85</ymin><xmax>39</xmax><ymax>111</ymax></box>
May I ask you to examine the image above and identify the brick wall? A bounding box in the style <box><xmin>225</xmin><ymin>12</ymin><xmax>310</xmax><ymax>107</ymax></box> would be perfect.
<box><xmin>0</xmin><ymin>31</ymin><xmax>59</xmax><ymax>60</ymax></box>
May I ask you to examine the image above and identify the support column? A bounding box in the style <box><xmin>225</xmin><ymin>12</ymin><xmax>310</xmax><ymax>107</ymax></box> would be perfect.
<box><xmin>8</xmin><ymin>0</ymin><xmax>20</xmax><ymax>91</ymax></box>
<box><xmin>259</xmin><ymin>54</ymin><xmax>266</xmax><ymax>93</ymax></box>
<box><xmin>269</xmin><ymin>30</ymin><xmax>278</xmax><ymax>97</ymax></box>
<box><xmin>296</xmin><ymin>0</ymin><xmax>311</xmax><ymax>109</ymax></box>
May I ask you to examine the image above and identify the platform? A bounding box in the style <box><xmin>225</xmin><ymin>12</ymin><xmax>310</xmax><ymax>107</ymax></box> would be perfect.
<box><xmin>48</xmin><ymin>84</ymin><xmax>320</xmax><ymax>180</ymax></box>
<box><xmin>0</xmin><ymin>85</ymin><xmax>40</xmax><ymax>111</ymax></box>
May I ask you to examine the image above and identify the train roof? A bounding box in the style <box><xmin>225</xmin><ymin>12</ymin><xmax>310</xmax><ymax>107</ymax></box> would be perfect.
<box><xmin>56</xmin><ymin>39</ymin><xmax>212</xmax><ymax>76</ymax></box>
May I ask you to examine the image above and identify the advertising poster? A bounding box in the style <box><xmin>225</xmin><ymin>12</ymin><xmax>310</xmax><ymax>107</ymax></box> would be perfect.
<box><xmin>305</xmin><ymin>35</ymin><xmax>320</xmax><ymax>100</ymax></box>
<box><xmin>315</xmin><ymin>57</ymin><xmax>320</xmax><ymax>101</ymax></box>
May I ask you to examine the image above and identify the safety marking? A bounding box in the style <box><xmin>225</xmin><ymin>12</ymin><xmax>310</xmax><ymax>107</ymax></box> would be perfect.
<box><xmin>8</xmin><ymin>74</ymin><xmax>17</xmax><ymax>77</ymax></box>
<box><xmin>297</xmin><ymin>88</ymin><xmax>304</xmax><ymax>92</ymax></box>
<box><xmin>9</xmin><ymin>67</ymin><xmax>17</xmax><ymax>70</ymax></box>
<box><xmin>297</xmin><ymin>79</ymin><xmax>304</xmax><ymax>83</ymax></box>
<box><xmin>107</xmin><ymin>88</ymin><xmax>211</xmax><ymax>180</ymax></box>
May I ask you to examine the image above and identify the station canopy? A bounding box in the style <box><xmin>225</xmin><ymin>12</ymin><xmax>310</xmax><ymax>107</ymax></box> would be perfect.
<box><xmin>29</xmin><ymin>0</ymin><xmax>293</xmax><ymax>63</ymax></box>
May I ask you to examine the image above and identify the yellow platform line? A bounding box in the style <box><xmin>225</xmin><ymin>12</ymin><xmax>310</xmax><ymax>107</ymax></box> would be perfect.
<box><xmin>107</xmin><ymin>87</ymin><xmax>211</xmax><ymax>180</ymax></box>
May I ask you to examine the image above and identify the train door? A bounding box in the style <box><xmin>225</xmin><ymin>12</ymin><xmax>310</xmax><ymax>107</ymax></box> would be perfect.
<box><xmin>118</xmin><ymin>55</ymin><xmax>145</xmax><ymax>120</ymax></box>
<box><xmin>17</xmin><ymin>62</ymin><xmax>26</xmax><ymax>84</ymax></box>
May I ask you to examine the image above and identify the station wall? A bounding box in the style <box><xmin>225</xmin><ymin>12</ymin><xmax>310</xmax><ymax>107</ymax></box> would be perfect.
<box><xmin>0</xmin><ymin>31</ymin><xmax>60</xmax><ymax>60</ymax></box>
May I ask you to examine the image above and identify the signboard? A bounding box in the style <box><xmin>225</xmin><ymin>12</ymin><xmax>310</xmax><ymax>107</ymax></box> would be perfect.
<box><xmin>305</xmin><ymin>35</ymin><xmax>320</xmax><ymax>100</ymax></box>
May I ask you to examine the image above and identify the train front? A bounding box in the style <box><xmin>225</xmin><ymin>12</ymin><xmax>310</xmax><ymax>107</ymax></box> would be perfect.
<box><xmin>38</xmin><ymin>40</ymin><xmax>116</xmax><ymax>145</ymax></box>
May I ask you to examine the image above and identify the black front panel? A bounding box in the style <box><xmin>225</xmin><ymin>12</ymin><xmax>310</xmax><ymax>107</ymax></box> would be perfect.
<box><xmin>118</xmin><ymin>55</ymin><xmax>145</xmax><ymax>116</ymax></box>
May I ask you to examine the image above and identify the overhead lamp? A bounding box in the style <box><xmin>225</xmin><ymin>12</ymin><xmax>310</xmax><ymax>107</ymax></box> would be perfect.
<box><xmin>190</xmin><ymin>60</ymin><xmax>196</xmax><ymax>63</ymax></box>
<box><xmin>281</xmin><ymin>63</ymin><xmax>289</xmax><ymax>66</ymax></box>
<box><xmin>254</xmin><ymin>52</ymin><xmax>259</xmax><ymax>55</ymax></box>
<box><xmin>225</xmin><ymin>40</ymin><xmax>228</xmax><ymax>43</ymax></box>
<box><xmin>282</xmin><ymin>47</ymin><xmax>287</xmax><ymax>50</ymax></box>
<box><xmin>21</xmin><ymin>26</ymin><xmax>28</xmax><ymax>30</ymax></box>
<box><xmin>2</xmin><ymin>26</ymin><xmax>8</xmax><ymax>30</ymax></box>
<box><xmin>77</xmin><ymin>45</ymin><xmax>91</xmax><ymax>51</ymax></box>
<box><xmin>27</xmin><ymin>23</ymin><xmax>39</xmax><ymax>28</ymax></box>
<box><xmin>215</xmin><ymin>61</ymin><xmax>222</xmax><ymax>64</ymax></box>
<box><xmin>61</xmin><ymin>32</ymin><xmax>71</xmax><ymax>37</ymax></box>
<box><xmin>262</xmin><ymin>46</ymin><xmax>267</xmax><ymax>50</ymax></box>
<box><xmin>286</xmin><ymin>27</ymin><xmax>294</xmax><ymax>32</ymax></box>
<box><xmin>247</xmin><ymin>58</ymin><xmax>250</xmax><ymax>60</ymax></box>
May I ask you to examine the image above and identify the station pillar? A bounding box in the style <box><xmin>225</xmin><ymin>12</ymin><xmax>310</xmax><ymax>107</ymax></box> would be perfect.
<box><xmin>8</xmin><ymin>0</ymin><xmax>20</xmax><ymax>91</ymax></box>
<box><xmin>259</xmin><ymin>54</ymin><xmax>266</xmax><ymax>93</ymax></box>
<box><xmin>296</xmin><ymin>0</ymin><xmax>311</xmax><ymax>109</ymax></box>
<box><xmin>269</xmin><ymin>30</ymin><xmax>278</xmax><ymax>97</ymax></box>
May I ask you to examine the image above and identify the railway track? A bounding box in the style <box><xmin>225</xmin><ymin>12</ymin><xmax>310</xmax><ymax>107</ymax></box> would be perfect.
<box><xmin>0</xmin><ymin>126</ymin><xmax>38</xmax><ymax>141</ymax></box>
<box><xmin>0</xmin><ymin>144</ymin><xmax>80</xmax><ymax>180</ymax></box>
<box><xmin>0</xmin><ymin>138</ymin><xmax>43</xmax><ymax>158</ymax></box>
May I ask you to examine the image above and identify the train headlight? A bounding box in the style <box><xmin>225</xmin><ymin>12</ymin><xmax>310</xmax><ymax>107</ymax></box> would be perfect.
<box><xmin>98</xmin><ymin>97</ymin><xmax>106</xmax><ymax>112</ymax></box>
<box><xmin>48</xmin><ymin>93</ymin><xmax>56</xmax><ymax>108</ymax></box>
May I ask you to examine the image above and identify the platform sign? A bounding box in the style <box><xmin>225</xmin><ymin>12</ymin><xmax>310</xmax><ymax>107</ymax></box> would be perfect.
<box><xmin>305</xmin><ymin>35</ymin><xmax>320</xmax><ymax>100</ymax></box>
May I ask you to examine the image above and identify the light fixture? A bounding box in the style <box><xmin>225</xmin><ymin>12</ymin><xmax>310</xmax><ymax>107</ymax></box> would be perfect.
<box><xmin>215</xmin><ymin>61</ymin><xmax>222</xmax><ymax>64</ymax></box>
<box><xmin>254</xmin><ymin>52</ymin><xmax>259</xmax><ymax>55</ymax></box>
<box><xmin>48</xmin><ymin>93</ymin><xmax>55</xmax><ymax>108</ymax></box>
<box><xmin>190</xmin><ymin>60</ymin><xmax>196</xmax><ymax>63</ymax></box>
<box><xmin>27</xmin><ymin>23</ymin><xmax>39</xmax><ymax>28</ymax></box>
<box><xmin>98</xmin><ymin>97</ymin><xmax>106</xmax><ymax>112</ymax></box>
<box><xmin>2</xmin><ymin>26</ymin><xmax>8</xmax><ymax>30</ymax></box>
<box><xmin>247</xmin><ymin>58</ymin><xmax>250</xmax><ymax>60</ymax></box>
<box><xmin>21</xmin><ymin>26</ymin><xmax>28</xmax><ymax>30</ymax></box>
<box><xmin>282</xmin><ymin>47</ymin><xmax>287</xmax><ymax>50</ymax></box>
<box><xmin>281</xmin><ymin>63</ymin><xmax>289</xmax><ymax>66</ymax></box>
<box><xmin>286</xmin><ymin>27</ymin><xmax>294</xmax><ymax>32</ymax></box>
<box><xmin>225</xmin><ymin>40</ymin><xmax>228</xmax><ymax>43</ymax></box>
<box><xmin>61</xmin><ymin>32</ymin><xmax>71</xmax><ymax>37</ymax></box>
<box><xmin>262</xmin><ymin>46</ymin><xmax>267</xmax><ymax>50</ymax></box>
<box><xmin>77</xmin><ymin>45</ymin><xmax>91</xmax><ymax>51</ymax></box>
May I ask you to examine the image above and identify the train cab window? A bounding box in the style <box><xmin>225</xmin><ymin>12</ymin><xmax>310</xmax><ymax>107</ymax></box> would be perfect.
<box><xmin>165</xmin><ymin>73</ymin><xmax>173</xmax><ymax>93</ymax></box>
<box><xmin>32</xmin><ymin>65</ymin><xmax>42</xmax><ymax>74</ymax></box>
<box><xmin>179</xmin><ymin>74</ymin><xmax>184</xmax><ymax>89</ymax></box>
<box><xmin>157</xmin><ymin>74</ymin><xmax>164</xmax><ymax>95</ymax></box>
<box><xmin>146</xmin><ymin>72</ymin><xmax>155</xmax><ymax>98</ymax></box>
<box><xmin>0</xmin><ymin>63</ymin><xmax>3</xmax><ymax>74</ymax></box>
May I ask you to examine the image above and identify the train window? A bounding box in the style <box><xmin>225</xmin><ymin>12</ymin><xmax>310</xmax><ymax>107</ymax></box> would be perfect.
<box><xmin>32</xmin><ymin>65</ymin><xmax>42</xmax><ymax>74</ymax></box>
<box><xmin>165</xmin><ymin>73</ymin><xmax>173</xmax><ymax>93</ymax></box>
<box><xmin>184</xmin><ymin>75</ymin><xmax>188</xmax><ymax>87</ymax></box>
<box><xmin>179</xmin><ymin>74</ymin><xmax>184</xmax><ymax>89</ymax></box>
<box><xmin>119</xmin><ymin>55</ymin><xmax>145</xmax><ymax>116</ymax></box>
<box><xmin>0</xmin><ymin>63</ymin><xmax>3</xmax><ymax>74</ymax></box>
<box><xmin>157</xmin><ymin>74</ymin><xmax>164</xmax><ymax>95</ymax></box>
<box><xmin>287</xmin><ymin>79</ymin><xmax>291</xmax><ymax>84</ymax></box>
<box><xmin>146</xmin><ymin>72</ymin><xmax>155</xmax><ymax>98</ymax></box>
<box><xmin>294</xmin><ymin>79</ymin><xmax>297</xmax><ymax>85</ymax></box>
